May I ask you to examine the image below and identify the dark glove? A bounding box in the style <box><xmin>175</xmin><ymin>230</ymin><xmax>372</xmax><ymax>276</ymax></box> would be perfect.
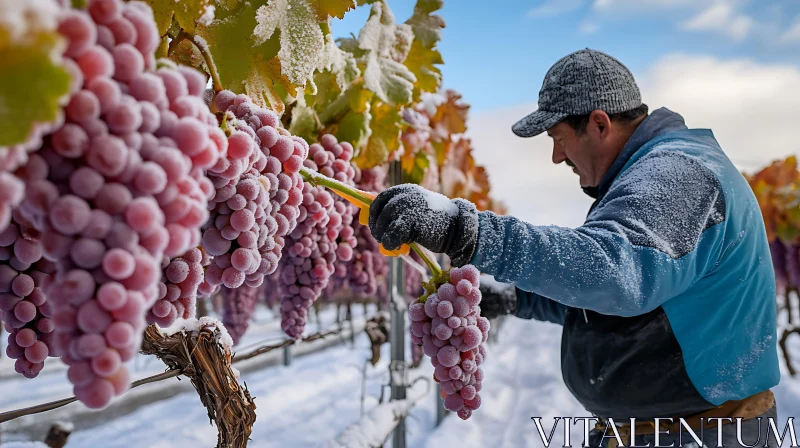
<box><xmin>478</xmin><ymin>279</ymin><xmax>519</xmax><ymax>319</ymax></box>
<box><xmin>368</xmin><ymin>184</ymin><xmax>479</xmax><ymax>267</ymax></box>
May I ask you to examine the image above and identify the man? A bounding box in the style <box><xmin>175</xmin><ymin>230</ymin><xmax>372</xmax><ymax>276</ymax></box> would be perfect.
<box><xmin>369</xmin><ymin>49</ymin><xmax>781</xmax><ymax>447</ymax></box>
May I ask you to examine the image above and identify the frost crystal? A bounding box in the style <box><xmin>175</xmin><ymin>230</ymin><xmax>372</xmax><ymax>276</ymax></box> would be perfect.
<box><xmin>254</xmin><ymin>0</ymin><xmax>325</xmax><ymax>86</ymax></box>
<box><xmin>198</xmin><ymin>4</ymin><xmax>215</xmax><ymax>26</ymax></box>
<box><xmin>0</xmin><ymin>0</ymin><xmax>60</xmax><ymax>44</ymax></box>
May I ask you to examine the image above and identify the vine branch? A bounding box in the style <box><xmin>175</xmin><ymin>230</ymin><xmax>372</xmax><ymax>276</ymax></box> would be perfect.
<box><xmin>170</xmin><ymin>29</ymin><xmax>223</xmax><ymax>93</ymax></box>
<box><xmin>0</xmin><ymin>322</ymin><xmax>357</xmax><ymax>424</ymax></box>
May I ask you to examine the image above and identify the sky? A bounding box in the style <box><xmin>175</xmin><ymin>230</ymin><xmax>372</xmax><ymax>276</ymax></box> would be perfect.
<box><xmin>333</xmin><ymin>0</ymin><xmax>800</xmax><ymax>227</ymax></box>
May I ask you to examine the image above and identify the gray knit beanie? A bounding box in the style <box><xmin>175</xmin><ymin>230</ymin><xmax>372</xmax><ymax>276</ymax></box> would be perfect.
<box><xmin>512</xmin><ymin>48</ymin><xmax>642</xmax><ymax>137</ymax></box>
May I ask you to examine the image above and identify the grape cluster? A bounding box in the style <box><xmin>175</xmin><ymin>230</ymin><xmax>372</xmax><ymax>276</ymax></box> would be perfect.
<box><xmin>0</xmin><ymin>220</ymin><xmax>56</xmax><ymax>378</ymax></box>
<box><xmin>198</xmin><ymin>90</ymin><xmax>307</xmax><ymax>298</ymax></box>
<box><xmin>408</xmin><ymin>265</ymin><xmax>489</xmax><ymax>420</ymax></box>
<box><xmin>221</xmin><ymin>284</ymin><xmax>263</xmax><ymax>345</ymax></box>
<box><xmin>148</xmin><ymin>248</ymin><xmax>204</xmax><ymax>327</ymax></box>
<box><xmin>325</xmin><ymin>166</ymin><xmax>387</xmax><ymax>301</ymax></box>
<box><xmin>277</xmin><ymin>135</ymin><xmax>354</xmax><ymax>339</ymax></box>
<box><xmin>11</xmin><ymin>0</ymin><xmax>221</xmax><ymax>408</ymax></box>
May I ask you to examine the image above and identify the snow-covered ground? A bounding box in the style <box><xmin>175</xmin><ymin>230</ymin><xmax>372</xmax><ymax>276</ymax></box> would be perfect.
<box><xmin>3</xmin><ymin>309</ymin><xmax>798</xmax><ymax>447</ymax></box>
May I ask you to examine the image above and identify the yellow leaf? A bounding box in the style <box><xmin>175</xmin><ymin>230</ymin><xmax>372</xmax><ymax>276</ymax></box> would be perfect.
<box><xmin>195</xmin><ymin>0</ymin><xmax>297</xmax><ymax>112</ymax></box>
<box><xmin>142</xmin><ymin>0</ymin><xmax>214</xmax><ymax>36</ymax></box>
<box><xmin>0</xmin><ymin>32</ymin><xmax>70</xmax><ymax>147</ymax></box>
<box><xmin>309</xmin><ymin>0</ymin><xmax>357</xmax><ymax>21</ymax></box>
<box><xmin>353</xmin><ymin>101</ymin><xmax>401</xmax><ymax>169</ymax></box>
<box><xmin>404</xmin><ymin>38</ymin><xmax>442</xmax><ymax>99</ymax></box>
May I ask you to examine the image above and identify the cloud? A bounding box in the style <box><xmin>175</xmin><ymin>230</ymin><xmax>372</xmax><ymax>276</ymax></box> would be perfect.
<box><xmin>639</xmin><ymin>54</ymin><xmax>800</xmax><ymax>173</ymax></box>
<box><xmin>527</xmin><ymin>0</ymin><xmax>584</xmax><ymax>18</ymax></box>
<box><xmin>779</xmin><ymin>16</ymin><xmax>800</xmax><ymax>44</ymax></box>
<box><xmin>681</xmin><ymin>3</ymin><xmax>754</xmax><ymax>41</ymax></box>
<box><xmin>466</xmin><ymin>104</ymin><xmax>595</xmax><ymax>227</ymax></box>
<box><xmin>580</xmin><ymin>22</ymin><xmax>599</xmax><ymax>34</ymax></box>
<box><xmin>466</xmin><ymin>54</ymin><xmax>800</xmax><ymax>227</ymax></box>
<box><xmin>593</xmin><ymin>0</ymin><xmax>697</xmax><ymax>13</ymax></box>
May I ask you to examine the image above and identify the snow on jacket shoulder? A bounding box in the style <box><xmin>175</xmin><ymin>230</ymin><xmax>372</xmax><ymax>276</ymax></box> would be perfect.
<box><xmin>470</xmin><ymin>107</ymin><xmax>780</xmax><ymax>419</ymax></box>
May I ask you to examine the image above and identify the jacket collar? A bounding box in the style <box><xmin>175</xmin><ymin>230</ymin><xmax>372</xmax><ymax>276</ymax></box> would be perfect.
<box><xmin>582</xmin><ymin>107</ymin><xmax>689</xmax><ymax>201</ymax></box>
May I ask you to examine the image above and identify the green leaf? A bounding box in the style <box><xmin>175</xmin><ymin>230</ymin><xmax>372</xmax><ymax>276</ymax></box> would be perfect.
<box><xmin>401</xmin><ymin>149</ymin><xmax>429</xmax><ymax>185</ymax></box>
<box><xmin>254</xmin><ymin>0</ymin><xmax>325</xmax><ymax>86</ymax></box>
<box><xmin>195</xmin><ymin>0</ymin><xmax>296</xmax><ymax>112</ymax></box>
<box><xmin>354</xmin><ymin>101</ymin><xmax>400</xmax><ymax>168</ymax></box>
<box><xmin>357</xmin><ymin>2</ymin><xmax>416</xmax><ymax>105</ymax></box>
<box><xmin>142</xmin><ymin>0</ymin><xmax>214</xmax><ymax>36</ymax></box>
<box><xmin>405</xmin><ymin>0</ymin><xmax>445</xmax><ymax>49</ymax></box>
<box><xmin>336</xmin><ymin>108</ymin><xmax>371</xmax><ymax>150</ymax></box>
<box><xmin>404</xmin><ymin>38</ymin><xmax>442</xmax><ymax>99</ymax></box>
<box><xmin>309</xmin><ymin>0</ymin><xmax>357</xmax><ymax>21</ymax></box>
<box><xmin>0</xmin><ymin>33</ymin><xmax>71</xmax><ymax>147</ymax></box>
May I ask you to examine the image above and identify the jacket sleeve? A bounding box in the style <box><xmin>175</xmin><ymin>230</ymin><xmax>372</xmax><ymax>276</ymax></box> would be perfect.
<box><xmin>514</xmin><ymin>288</ymin><xmax>569</xmax><ymax>325</ymax></box>
<box><xmin>469</xmin><ymin>149</ymin><xmax>728</xmax><ymax>317</ymax></box>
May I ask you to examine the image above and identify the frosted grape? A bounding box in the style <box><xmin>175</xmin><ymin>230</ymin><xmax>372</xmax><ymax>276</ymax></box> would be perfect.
<box><xmin>407</xmin><ymin>264</ymin><xmax>487</xmax><ymax>419</ymax></box>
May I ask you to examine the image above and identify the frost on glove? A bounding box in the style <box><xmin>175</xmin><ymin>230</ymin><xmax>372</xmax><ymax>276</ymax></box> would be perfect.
<box><xmin>368</xmin><ymin>184</ymin><xmax>478</xmax><ymax>267</ymax></box>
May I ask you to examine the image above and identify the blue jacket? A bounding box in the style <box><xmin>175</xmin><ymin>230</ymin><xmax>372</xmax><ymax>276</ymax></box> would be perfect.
<box><xmin>470</xmin><ymin>107</ymin><xmax>780</xmax><ymax>419</ymax></box>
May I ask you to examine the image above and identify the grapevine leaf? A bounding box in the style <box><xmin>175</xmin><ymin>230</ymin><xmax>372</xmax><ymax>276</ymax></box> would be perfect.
<box><xmin>309</xmin><ymin>0</ymin><xmax>357</xmax><ymax>21</ymax></box>
<box><xmin>168</xmin><ymin>37</ymin><xmax>205</xmax><ymax>69</ymax></box>
<box><xmin>358</xmin><ymin>2</ymin><xmax>416</xmax><ymax>105</ymax></box>
<box><xmin>401</xmin><ymin>148</ymin><xmax>429</xmax><ymax>185</ymax></box>
<box><xmin>254</xmin><ymin>0</ymin><xmax>325</xmax><ymax>86</ymax></box>
<box><xmin>404</xmin><ymin>39</ymin><xmax>442</xmax><ymax>99</ymax></box>
<box><xmin>336</xmin><ymin>108</ymin><xmax>371</xmax><ymax>150</ymax></box>
<box><xmin>354</xmin><ymin>101</ymin><xmax>401</xmax><ymax>168</ymax></box>
<box><xmin>431</xmin><ymin>90</ymin><xmax>469</xmax><ymax>137</ymax></box>
<box><xmin>391</xmin><ymin>23</ymin><xmax>413</xmax><ymax>63</ymax></box>
<box><xmin>405</xmin><ymin>0</ymin><xmax>445</xmax><ymax>49</ymax></box>
<box><xmin>143</xmin><ymin>0</ymin><xmax>214</xmax><ymax>36</ymax></box>
<box><xmin>288</xmin><ymin>95</ymin><xmax>319</xmax><ymax>141</ymax></box>
<box><xmin>317</xmin><ymin>35</ymin><xmax>360</xmax><ymax>91</ymax></box>
<box><xmin>195</xmin><ymin>1</ymin><xmax>296</xmax><ymax>112</ymax></box>
<box><xmin>0</xmin><ymin>33</ymin><xmax>71</xmax><ymax>147</ymax></box>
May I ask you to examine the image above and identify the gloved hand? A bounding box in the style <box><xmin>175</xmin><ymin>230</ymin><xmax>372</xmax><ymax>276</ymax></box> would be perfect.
<box><xmin>368</xmin><ymin>184</ymin><xmax>479</xmax><ymax>267</ymax></box>
<box><xmin>478</xmin><ymin>278</ymin><xmax>519</xmax><ymax>319</ymax></box>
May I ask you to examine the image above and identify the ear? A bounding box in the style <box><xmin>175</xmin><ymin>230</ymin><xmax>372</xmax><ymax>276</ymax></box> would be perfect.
<box><xmin>588</xmin><ymin>110</ymin><xmax>612</xmax><ymax>138</ymax></box>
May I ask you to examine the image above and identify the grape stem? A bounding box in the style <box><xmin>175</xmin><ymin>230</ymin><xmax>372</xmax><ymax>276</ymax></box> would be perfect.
<box><xmin>170</xmin><ymin>29</ymin><xmax>224</xmax><ymax>93</ymax></box>
<box><xmin>299</xmin><ymin>167</ymin><xmax>444</xmax><ymax>280</ymax></box>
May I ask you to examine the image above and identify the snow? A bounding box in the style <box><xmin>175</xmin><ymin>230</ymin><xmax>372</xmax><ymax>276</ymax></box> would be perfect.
<box><xmin>2</xmin><ymin>306</ymin><xmax>799</xmax><ymax>447</ymax></box>
<box><xmin>422</xmin><ymin>189</ymin><xmax>458</xmax><ymax>216</ymax></box>
<box><xmin>479</xmin><ymin>273</ymin><xmax>514</xmax><ymax>295</ymax></box>
<box><xmin>158</xmin><ymin>316</ymin><xmax>234</xmax><ymax>349</ymax></box>
<box><xmin>253</xmin><ymin>0</ymin><xmax>324</xmax><ymax>85</ymax></box>
<box><xmin>197</xmin><ymin>4</ymin><xmax>215</xmax><ymax>26</ymax></box>
<box><xmin>0</xmin><ymin>0</ymin><xmax>60</xmax><ymax>44</ymax></box>
<box><xmin>324</xmin><ymin>385</ymin><xmax>428</xmax><ymax>448</ymax></box>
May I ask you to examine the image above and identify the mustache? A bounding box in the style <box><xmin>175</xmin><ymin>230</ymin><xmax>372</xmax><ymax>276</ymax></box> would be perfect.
<box><xmin>565</xmin><ymin>159</ymin><xmax>576</xmax><ymax>168</ymax></box>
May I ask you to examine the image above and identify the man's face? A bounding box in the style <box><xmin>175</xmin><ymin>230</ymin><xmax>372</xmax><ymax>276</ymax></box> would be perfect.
<box><xmin>546</xmin><ymin>122</ymin><xmax>600</xmax><ymax>187</ymax></box>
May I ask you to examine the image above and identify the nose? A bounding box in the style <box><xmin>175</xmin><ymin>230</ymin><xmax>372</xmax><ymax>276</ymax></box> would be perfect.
<box><xmin>552</xmin><ymin>145</ymin><xmax>566</xmax><ymax>165</ymax></box>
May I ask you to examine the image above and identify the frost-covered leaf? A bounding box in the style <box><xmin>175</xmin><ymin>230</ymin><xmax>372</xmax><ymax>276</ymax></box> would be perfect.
<box><xmin>309</xmin><ymin>0</ymin><xmax>356</xmax><ymax>21</ymax></box>
<box><xmin>357</xmin><ymin>2</ymin><xmax>416</xmax><ymax>105</ymax></box>
<box><xmin>317</xmin><ymin>35</ymin><xmax>360</xmax><ymax>91</ymax></box>
<box><xmin>254</xmin><ymin>0</ymin><xmax>325</xmax><ymax>86</ymax></box>
<box><xmin>404</xmin><ymin>39</ymin><xmax>442</xmax><ymax>100</ymax></box>
<box><xmin>364</xmin><ymin>53</ymin><xmax>415</xmax><ymax>105</ymax></box>
<box><xmin>391</xmin><ymin>23</ymin><xmax>413</xmax><ymax>63</ymax></box>
<box><xmin>288</xmin><ymin>94</ymin><xmax>319</xmax><ymax>140</ymax></box>
<box><xmin>0</xmin><ymin>0</ymin><xmax>71</xmax><ymax>147</ymax></box>
<box><xmin>196</xmin><ymin>0</ymin><xmax>296</xmax><ymax>113</ymax></box>
<box><xmin>143</xmin><ymin>0</ymin><xmax>215</xmax><ymax>35</ymax></box>
<box><xmin>354</xmin><ymin>101</ymin><xmax>401</xmax><ymax>168</ymax></box>
<box><xmin>405</xmin><ymin>0</ymin><xmax>444</xmax><ymax>49</ymax></box>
